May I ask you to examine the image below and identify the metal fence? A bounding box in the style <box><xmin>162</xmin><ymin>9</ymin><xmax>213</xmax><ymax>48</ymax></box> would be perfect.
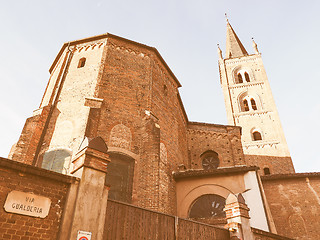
<box><xmin>104</xmin><ymin>199</ymin><xmax>229</xmax><ymax>240</ymax></box>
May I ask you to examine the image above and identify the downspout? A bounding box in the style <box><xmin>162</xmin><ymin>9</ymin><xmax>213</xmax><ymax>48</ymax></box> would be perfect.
<box><xmin>32</xmin><ymin>43</ymin><xmax>74</xmax><ymax>165</ymax></box>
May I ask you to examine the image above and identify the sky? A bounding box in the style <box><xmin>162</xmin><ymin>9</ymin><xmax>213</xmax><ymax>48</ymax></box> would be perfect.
<box><xmin>0</xmin><ymin>0</ymin><xmax>319</xmax><ymax>173</ymax></box>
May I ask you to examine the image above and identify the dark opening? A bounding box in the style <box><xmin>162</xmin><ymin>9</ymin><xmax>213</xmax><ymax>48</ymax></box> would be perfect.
<box><xmin>245</xmin><ymin>72</ymin><xmax>250</xmax><ymax>82</ymax></box>
<box><xmin>105</xmin><ymin>153</ymin><xmax>134</xmax><ymax>203</ymax></box>
<box><xmin>243</xmin><ymin>99</ymin><xmax>249</xmax><ymax>111</ymax></box>
<box><xmin>253</xmin><ymin>131</ymin><xmax>262</xmax><ymax>141</ymax></box>
<box><xmin>237</xmin><ymin>73</ymin><xmax>243</xmax><ymax>83</ymax></box>
<box><xmin>189</xmin><ymin>194</ymin><xmax>226</xmax><ymax>219</ymax></box>
<box><xmin>264</xmin><ymin>167</ymin><xmax>270</xmax><ymax>175</ymax></box>
<box><xmin>251</xmin><ymin>98</ymin><xmax>257</xmax><ymax>110</ymax></box>
<box><xmin>78</xmin><ymin>57</ymin><xmax>86</xmax><ymax>68</ymax></box>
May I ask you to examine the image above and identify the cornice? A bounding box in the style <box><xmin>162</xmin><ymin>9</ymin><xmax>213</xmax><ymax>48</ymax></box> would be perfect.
<box><xmin>233</xmin><ymin>110</ymin><xmax>270</xmax><ymax>118</ymax></box>
<box><xmin>243</xmin><ymin>140</ymin><xmax>280</xmax><ymax>149</ymax></box>
<box><xmin>229</xmin><ymin>81</ymin><xmax>264</xmax><ymax>89</ymax></box>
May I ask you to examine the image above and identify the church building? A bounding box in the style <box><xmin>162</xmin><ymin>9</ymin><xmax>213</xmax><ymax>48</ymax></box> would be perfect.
<box><xmin>0</xmin><ymin>20</ymin><xmax>319</xmax><ymax>240</ymax></box>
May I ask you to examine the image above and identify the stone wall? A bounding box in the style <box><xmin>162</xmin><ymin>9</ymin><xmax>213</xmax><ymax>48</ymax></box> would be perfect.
<box><xmin>262</xmin><ymin>173</ymin><xmax>320</xmax><ymax>240</ymax></box>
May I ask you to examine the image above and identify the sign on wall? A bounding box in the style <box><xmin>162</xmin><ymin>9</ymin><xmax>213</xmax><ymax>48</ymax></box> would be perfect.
<box><xmin>77</xmin><ymin>230</ymin><xmax>92</xmax><ymax>240</ymax></box>
<box><xmin>4</xmin><ymin>191</ymin><xmax>51</xmax><ymax>218</ymax></box>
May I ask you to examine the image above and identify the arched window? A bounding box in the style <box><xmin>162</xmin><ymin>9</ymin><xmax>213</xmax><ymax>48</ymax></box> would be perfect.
<box><xmin>253</xmin><ymin>131</ymin><xmax>262</xmax><ymax>141</ymax></box>
<box><xmin>245</xmin><ymin>72</ymin><xmax>250</xmax><ymax>82</ymax></box>
<box><xmin>237</xmin><ymin>73</ymin><xmax>243</xmax><ymax>83</ymax></box>
<box><xmin>264</xmin><ymin>168</ymin><xmax>271</xmax><ymax>175</ymax></box>
<box><xmin>201</xmin><ymin>150</ymin><xmax>219</xmax><ymax>170</ymax></box>
<box><xmin>251</xmin><ymin>98</ymin><xmax>257</xmax><ymax>110</ymax></box>
<box><xmin>41</xmin><ymin>149</ymin><xmax>72</xmax><ymax>174</ymax></box>
<box><xmin>78</xmin><ymin>57</ymin><xmax>86</xmax><ymax>68</ymax></box>
<box><xmin>189</xmin><ymin>194</ymin><xmax>226</xmax><ymax>219</ymax></box>
<box><xmin>243</xmin><ymin>99</ymin><xmax>249</xmax><ymax>111</ymax></box>
<box><xmin>105</xmin><ymin>152</ymin><xmax>135</xmax><ymax>203</ymax></box>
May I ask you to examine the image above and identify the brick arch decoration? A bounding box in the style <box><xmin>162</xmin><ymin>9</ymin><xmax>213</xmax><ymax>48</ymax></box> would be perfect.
<box><xmin>109</xmin><ymin>124</ymin><xmax>132</xmax><ymax>150</ymax></box>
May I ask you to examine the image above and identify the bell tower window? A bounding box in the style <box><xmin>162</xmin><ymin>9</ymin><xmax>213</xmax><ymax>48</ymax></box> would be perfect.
<box><xmin>251</xmin><ymin>98</ymin><xmax>257</xmax><ymax>110</ymax></box>
<box><xmin>243</xmin><ymin>99</ymin><xmax>249</xmax><ymax>111</ymax></box>
<box><xmin>245</xmin><ymin>72</ymin><xmax>250</xmax><ymax>82</ymax></box>
<box><xmin>237</xmin><ymin>73</ymin><xmax>243</xmax><ymax>83</ymax></box>
<box><xmin>253</xmin><ymin>131</ymin><xmax>262</xmax><ymax>141</ymax></box>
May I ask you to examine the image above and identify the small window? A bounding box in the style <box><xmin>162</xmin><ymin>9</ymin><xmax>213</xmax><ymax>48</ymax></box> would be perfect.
<box><xmin>253</xmin><ymin>131</ymin><xmax>262</xmax><ymax>141</ymax></box>
<box><xmin>251</xmin><ymin>98</ymin><xmax>257</xmax><ymax>110</ymax></box>
<box><xmin>78</xmin><ymin>57</ymin><xmax>86</xmax><ymax>68</ymax></box>
<box><xmin>237</xmin><ymin>73</ymin><xmax>243</xmax><ymax>83</ymax></box>
<box><xmin>163</xmin><ymin>85</ymin><xmax>168</xmax><ymax>96</ymax></box>
<box><xmin>245</xmin><ymin>72</ymin><xmax>250</xmax><ymax>82</ymax></box>
<box><xmin>201</xmin><ymin>150</ymin><xmax>219</xmax><ymax>170</ymax></box>
<box><xmin>243</xmin><ymin>99</ymin><xmax>249</xmax><ymax>111</ymax></box>
<box><xmin>264</xmin><ymin>167</ymin><xmax>270</xmax><ymax>175</ymax></box>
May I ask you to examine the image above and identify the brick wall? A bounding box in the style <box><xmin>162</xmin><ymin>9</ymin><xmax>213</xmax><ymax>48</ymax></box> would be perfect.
<box><xmin>245</xmin><ymin>155</ymin><xmax>295</xmax><ymax>175</ymax></box>
<box><xmin>0</xmin><ymin>157</ymin><xmax>77</xmax><ymax>240</ymax></box>
<box><xmin>262</xmin><ymin>173</ymin><xmax>320</xmax><ymax>240</ymax></box>
<box><xmin>187</xmin><ymin>122</ymin><xmax>245</xmax><ymax>169</ymax></box>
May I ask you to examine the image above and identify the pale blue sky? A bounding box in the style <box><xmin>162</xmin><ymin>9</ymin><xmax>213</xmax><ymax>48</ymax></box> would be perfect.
<box><xmin>0</xmin><ymin>0</ymin><xmax>319</xmax><ymax>172</ymax></box>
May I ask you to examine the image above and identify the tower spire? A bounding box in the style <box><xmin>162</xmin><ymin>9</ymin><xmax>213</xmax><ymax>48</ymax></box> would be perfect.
<box><xmin>225</xmin><ymin>19</ymin><xmax>248</xmax><ymax>58</ymax></box>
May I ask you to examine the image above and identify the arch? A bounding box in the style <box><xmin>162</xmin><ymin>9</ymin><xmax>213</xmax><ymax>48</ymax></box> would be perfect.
<box><xmin>78</xmin><ymin>57</ymin><xmax>86</xmax><ymax>68</ymax></box>
<box><xmin>41</xmin><ymin>148</ymin><xmax>72</xmax><ymax>174</ymax></box>
<box><xmin>178</xmin><ymin>184</ymin><xmax>233</xmax><ymax>218</ymax></box>
<box><xmin>188</xmin><ymin>194</ymin><xmax>226</xmax><ymax>219</ymax></box>
<box><xmin>201</xmin><ymin>150</ymin><xmax>219</xmax><ymax>170</ymax></box>
<box><xmin>105</xmin><ymin>151</ymin><xmax>135</xmax><ymax>203</ymax></box>
<box><xmin>110</xmin><ymin>124</ymin><xmax>132</xmax><ymax>150</ymax></box>
<box><xmin>238</xmin><ymin>91</ymin><xmax>261</xmax><ymax>112</ymax></box>
<box><xmin>232</xmin><ymin>67</ymin><xmax>255</xmax><ymax>84</ymax></box>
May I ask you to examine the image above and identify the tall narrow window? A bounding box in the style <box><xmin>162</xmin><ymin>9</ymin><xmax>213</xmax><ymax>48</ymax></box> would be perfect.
<box><xmin>78</xmin><ymin>57</ymin><xmax>86</xmax><ymax>68</ymax></box>
<box><xmin>243</xmin><ymin>99</ymin><xmax>249</xmax><ymax>111</ymax></box>
<box><xmin>253</xmin><ymin>131</ymin><xmax>262</xmax><ymax>141</ymax></box>
<box><xmin>237</xmin><ymin>73</ymin><xmax>243</xmax><ymax>83</ymax></box>
<box><xmin>264</xmin><ymin>168</ymin><xmax>270</xmax><ymax>175</ymax></box>
<box><xmin>105</xmin><ymin>152</ymin><xmax>135</xmax><ymax>203</ymax></box>
<box><xmin>245</xmin><ymin>72</ymin><xmax>250</xmax><ymax>82</ymax></box>
<box><xmin>251</xmin><ymin>98</ymin><xmax>257</xmax><ymax>110</ymax></box>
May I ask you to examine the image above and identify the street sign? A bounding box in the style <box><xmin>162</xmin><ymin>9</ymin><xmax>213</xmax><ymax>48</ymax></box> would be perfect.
<box><xmin>77</xmin><ymin>230</ymin><xmax>92</xmax><ymax>240</ymax></box>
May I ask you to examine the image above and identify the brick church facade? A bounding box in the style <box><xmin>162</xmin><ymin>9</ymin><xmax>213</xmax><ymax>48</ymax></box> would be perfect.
<box><xmin>1</xmin><ymin>20</ymin><xmax>320</xmax><ymax>239</ymax></box>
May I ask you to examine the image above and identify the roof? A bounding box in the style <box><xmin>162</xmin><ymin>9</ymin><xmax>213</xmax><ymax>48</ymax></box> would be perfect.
<box><xmin>225</xmin><ymin>21</ymin><xmax>248</xmax><ymax>58</ymax></box>
<box><xmin>49</xmin><ymin>33</ymin><xmax>181</xmax><ymax>88</ymax></box>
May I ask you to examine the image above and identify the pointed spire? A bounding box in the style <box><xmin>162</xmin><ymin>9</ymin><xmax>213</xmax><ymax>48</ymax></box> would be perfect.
<box><xmin>252</xmin><ymin>37</ymin><xmax>259</xmax><ymax>54</ymax></box>
<box><xmin>217</xmin><ymin>44</ymin><xmax>223</xmax><ymax>60</ymax></box>
<box><xmin>225</xmin><ymin>17</ymin><xmax>248</xmax><ymax>59</ymax></box>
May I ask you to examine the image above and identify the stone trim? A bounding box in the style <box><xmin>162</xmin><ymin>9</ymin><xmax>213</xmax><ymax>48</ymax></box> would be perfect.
<box><xmin>0</xmin><ymin>157</ymin><xmax>78</xmax><ymax>184</ymax></box>
<box><xmin>261</xmin><ymin>172</ymin><xmax>320</xmax><ymax>181</ymax></box>
<box><xmin>173</xmin><ymin>166</ymin><xmax>259</xmax><ymax>180</ymax></box>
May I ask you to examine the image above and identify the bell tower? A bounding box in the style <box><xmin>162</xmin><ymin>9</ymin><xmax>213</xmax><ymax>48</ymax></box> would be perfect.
<box><xmin>218</xmin><ymin>19</ymin><xmax>295</xmax><ymax>175</ymax></box>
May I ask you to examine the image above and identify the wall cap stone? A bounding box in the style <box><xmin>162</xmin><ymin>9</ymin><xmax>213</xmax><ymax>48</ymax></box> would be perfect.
<box><xmin>0</xmin><ymin>157</ymin><xmax>79</xmax><ymax>184</ymax></box>
<box><xmin>261</xmin><ymin>172</ymin><xmax>320</xmax><ymax>181</ymax></box>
